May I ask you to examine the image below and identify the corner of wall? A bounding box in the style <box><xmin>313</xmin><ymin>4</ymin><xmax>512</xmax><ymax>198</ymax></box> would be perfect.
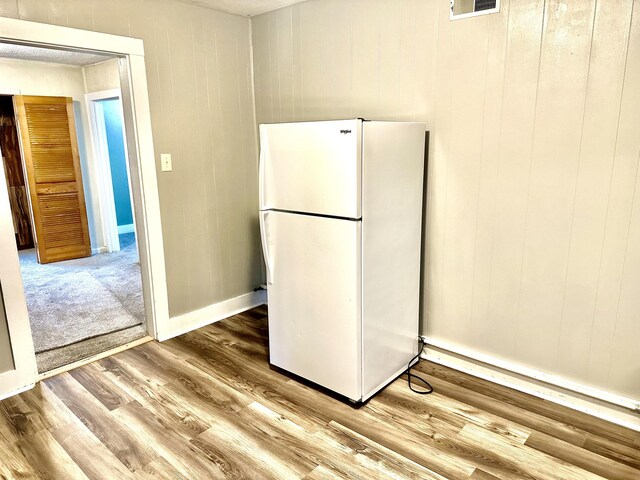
<box><xmin>157</xmin><ymin>289</ymin><xmax>267</xmax><ymax>341</ymax></box>
<box><xmin>422</xmin><ymin>338</ymin><xmax>640</xmax><ymax>433</ymax></box>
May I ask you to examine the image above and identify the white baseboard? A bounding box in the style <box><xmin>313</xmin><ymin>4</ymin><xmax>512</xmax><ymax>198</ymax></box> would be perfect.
<box><xmin>0</xmin><ymin>383</ymin><xmax>34</xmax><ymax>401</ymax></box>
<box><xmin>422</xmin><ymin>337</ymin><xmax>640</xmax><ymax>432</ymax></box>
<box><xmin>91</xmin><ymin>246</ymin><xmax>107</xmax><ymax>255</ymax></box>
<box><xmin>117</xmin><ymin>223</ymin><xmax>135</xmax><ymax>235</ymax></box>
<box><xmin>157</xmin><ymin>290</ymin><xmax>267</xmax><ymax>341</ymax></box>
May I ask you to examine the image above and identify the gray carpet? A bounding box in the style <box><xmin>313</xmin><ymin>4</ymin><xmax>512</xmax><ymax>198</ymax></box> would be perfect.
<box><xmin>19</xmin><ymin>233</ymin><xmax>145</xmax><ymax>359</ymax></box>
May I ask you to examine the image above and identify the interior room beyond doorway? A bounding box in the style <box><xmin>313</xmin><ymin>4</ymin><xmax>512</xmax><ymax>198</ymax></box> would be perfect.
<box><xmin>0</xmin><ymin>50</ymin><xmax>147</xmax><ymax>373</ymax></box>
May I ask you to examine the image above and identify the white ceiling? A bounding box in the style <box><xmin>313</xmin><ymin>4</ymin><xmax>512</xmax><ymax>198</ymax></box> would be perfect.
<box><xmin>0</xmin><ymin>43</ymin><xmax>113</xmax><ymax>67</ymax></box>
<box><xmin>184</xmin><ymin>0</ymin><xmax>308</xmax><ymax>16</ymax></box>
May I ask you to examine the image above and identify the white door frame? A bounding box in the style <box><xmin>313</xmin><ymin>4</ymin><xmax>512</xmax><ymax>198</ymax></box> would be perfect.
<box><xmin>0</xmin><ymin>87</ymin><xmax>38</xmax><ymax>399</ymax></box>
<box><xmin>85</xmin><ymin>88</ymin><xmax>135</xmax><ymax>253</ymax></box>
<box><xmin>0</xmin><ymin>17</ymin><xmax>169</xmax><ymax>398</ymax></box>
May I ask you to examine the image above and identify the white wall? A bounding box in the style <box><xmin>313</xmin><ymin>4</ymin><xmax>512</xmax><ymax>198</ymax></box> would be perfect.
<box><xmin>0</xmin><ymin>57</ymin><xmax>104</xmax><ymax>250</ymax></box>
<box><xmin>251</xmin><ymin>0</ymin><xmax>640</xmax><ymax>404</ymax></box>
<box><xmin>83</xmin><ymin>58</ymin><xmax>120</xmax><ymax>93</ymax></box>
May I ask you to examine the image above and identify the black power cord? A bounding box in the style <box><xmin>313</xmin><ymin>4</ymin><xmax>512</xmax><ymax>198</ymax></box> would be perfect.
<box><xmin>406</xmin><ymin>337</ymin><xmax>433</xmax><ymax>395</ymax></box>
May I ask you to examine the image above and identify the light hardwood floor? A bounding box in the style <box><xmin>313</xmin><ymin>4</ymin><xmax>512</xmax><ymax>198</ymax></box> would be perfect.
<box><xmin>1</xmin><ymin>306</ymin><xmax>638</xmax><ymax>479</ymax></box>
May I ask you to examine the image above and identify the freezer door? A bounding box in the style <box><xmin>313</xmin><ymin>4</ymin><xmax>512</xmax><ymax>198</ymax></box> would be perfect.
<box><xmin>261</xmin><ymin>210</ymin><xmax>362</xmax><ymax>400</ymax></box>
<box><xmin>259</xmin><ymin>120</ymin><xmax>362</xmax><ymax>218</ymax></box>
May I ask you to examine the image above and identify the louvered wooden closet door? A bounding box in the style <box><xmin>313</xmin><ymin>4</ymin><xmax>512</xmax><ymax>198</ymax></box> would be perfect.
<box><xmin>14</xmin><ymin>96</ymin><xmax>91</xmax><ymax>264</ymax></box>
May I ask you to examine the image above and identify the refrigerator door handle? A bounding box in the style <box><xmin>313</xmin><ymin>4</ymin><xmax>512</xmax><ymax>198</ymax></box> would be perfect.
<box><xmin>258</xmin><ymin>135</ymin><xmax>267</xmax><ymax>209</ymax></box>
<box><xmin>259</xmin><ymin>211</ymin><xmax>273</xmax><ymax>285</ymax></box>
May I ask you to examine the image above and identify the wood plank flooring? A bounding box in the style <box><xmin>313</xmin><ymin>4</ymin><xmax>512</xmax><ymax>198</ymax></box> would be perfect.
<box><xmin>1</xmin><ymin>306</ymin><xmax>639</xmax><ymax>479</ymax></box>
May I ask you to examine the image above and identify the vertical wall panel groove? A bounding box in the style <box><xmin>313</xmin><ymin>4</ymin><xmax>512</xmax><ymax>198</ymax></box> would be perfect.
<box><xmin>485</xmin><ymin>0</ymin><xmax>544</xmax><ymax>361</ymax></box>
<box><xmin>469</xmin><ymin>0</ymin><xmax>510</xmax><ymax>348</ymax></box>
<box><xmin>510</xmin><ymin>0</ymin><xmax>547</xmax><ymax>364</ymax></box>
<box><xmin>587</xmin><ymin>0</ymin><xmax>640</xmax><ymax>395</ymax></box>
<box><xmin>553</xmin><ymin>0</ymin><xmax>599</xmax><ymax>374</ymax></box>
<box><xmin>557</xmin><ymin>0</ymin><xmax>633</xmax><ymax>384</ymax></box>
<box><xmin>516</xmin><ymin>0</ymin><xmax>596</xmax><ymax>372</ymax></box>
<box><xmin>202</xmin><ymin>11</ymin><xmax>226</xmax><ymax>302</ymax></box>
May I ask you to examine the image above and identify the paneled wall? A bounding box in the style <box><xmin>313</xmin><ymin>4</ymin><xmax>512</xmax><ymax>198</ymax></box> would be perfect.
<box><xmin>0</xmin><ymin>0</ymin><xmax>263</xmax><ymax>317</ymax></box>
<box><xmin>251</xmin><ymin>0</ymin><xmax>640</xmax><ymax>401</ymax></box>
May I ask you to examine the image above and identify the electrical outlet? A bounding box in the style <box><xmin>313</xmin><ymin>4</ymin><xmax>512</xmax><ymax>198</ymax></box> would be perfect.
<box><xmin>161</xmin><ymin>153</ymin><xmax>172</xmax><ymax>172</ymax></box>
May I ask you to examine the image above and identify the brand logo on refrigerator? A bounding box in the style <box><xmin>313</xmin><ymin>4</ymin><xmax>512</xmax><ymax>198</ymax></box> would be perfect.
<box><xmin>340</xmin><ymin>129</ymin><xmax>352</xmax><ymax>134</ymax></box>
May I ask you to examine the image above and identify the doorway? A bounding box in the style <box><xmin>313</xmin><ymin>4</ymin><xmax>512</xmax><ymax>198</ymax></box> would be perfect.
<box><xmin>86</xmin><ymin>89</ymin><xmax>136</xmax><ymax>253</ymax></box>
<box><xmin>0</xmin><ymin>17</ymin><xmax>168</xmax><ymax>398</ymax></box>
<box><xmin>100</xmin><ymin>98</ymin><xmax>135</xmax><ymax>238</ymax></box>
<box><xmin>0</xmin><ymin>56</ymin><xmax>147</xmax><ymax>373</ymax></box>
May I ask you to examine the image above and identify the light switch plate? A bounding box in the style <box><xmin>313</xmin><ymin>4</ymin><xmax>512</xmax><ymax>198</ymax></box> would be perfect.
<box><xmin>161</xmin><ymin>153</ymin><xmax>172</xmax><ymax>172</ymax></box>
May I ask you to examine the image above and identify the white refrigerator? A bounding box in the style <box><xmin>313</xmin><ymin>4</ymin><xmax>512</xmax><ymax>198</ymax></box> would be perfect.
<box><xmin>259</xmin><ymin>119</ymin><xmax>426</xmax><ymax>402</ymax></box>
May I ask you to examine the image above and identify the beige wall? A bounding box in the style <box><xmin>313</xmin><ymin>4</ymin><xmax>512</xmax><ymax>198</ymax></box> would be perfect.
<box><xmin>251</xmin><ymin>0</ymin><xmax>640</xmax><ymax>401</ymax></box>
<box><xmin>0</xmin><ymin>0</ymin><xmax>263</xmax><ymax>317</ymax></box>
<box><xmin>0</xmin><ymin>57</ymin><xmax>103</xmax><ymax>249</ymax></box>
<box><xmin>0</xmin><ymin>291</ymin><xmax>14</xmax><ymax>374</ymax></box>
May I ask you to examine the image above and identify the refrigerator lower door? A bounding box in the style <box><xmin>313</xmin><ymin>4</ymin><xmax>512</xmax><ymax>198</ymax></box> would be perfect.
<box><xmin>261</xmin><ymin>210</ymin><xmax>362</xmax><ymax>401</ymax></box>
